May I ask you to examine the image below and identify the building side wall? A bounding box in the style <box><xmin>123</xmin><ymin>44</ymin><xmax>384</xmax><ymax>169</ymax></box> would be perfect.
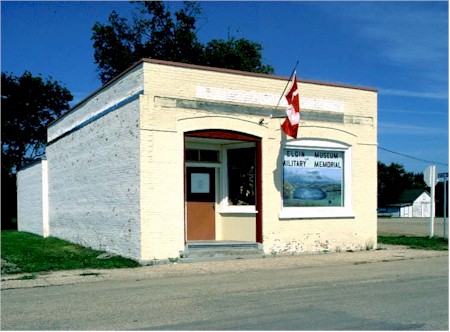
<box><xmin>17</xmin><ymin>160</ymin><xmax>49</xmax><ymax>237</ymax></box>
<box><xmin>46</xmin><ymin>99</ymin><xmax>142</xmax><ymax>261</ymax></box>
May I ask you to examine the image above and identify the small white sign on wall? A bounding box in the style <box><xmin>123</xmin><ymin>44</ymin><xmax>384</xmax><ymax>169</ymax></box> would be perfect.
<box><xmin>191</xmin><ymin>173</ymin><xmax>210</xmax><ymax>193</ymax></box>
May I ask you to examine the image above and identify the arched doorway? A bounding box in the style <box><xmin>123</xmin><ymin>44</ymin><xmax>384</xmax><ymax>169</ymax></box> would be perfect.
<box><xmin>184</xmin><ymin>130</ymin><xmax>262</xmax><ymax>243</ymax></box>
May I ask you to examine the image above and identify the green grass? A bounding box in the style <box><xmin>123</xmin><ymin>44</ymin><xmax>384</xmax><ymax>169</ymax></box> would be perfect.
<box><xmin>378</xmin><ymin>235</ymin><xmax>448</xmax><ymax>251</ymax></box>
<box><xmin>1</xmin><ymin>230</ymin><xmax>139</xmax><ymax>274</ymax></box>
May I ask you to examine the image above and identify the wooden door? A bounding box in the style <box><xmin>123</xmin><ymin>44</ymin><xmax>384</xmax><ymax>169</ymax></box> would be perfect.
<box><xmin>186</xmin><ymin>167</ymin><xmax>216</xmax><ymax>240</ymax></box>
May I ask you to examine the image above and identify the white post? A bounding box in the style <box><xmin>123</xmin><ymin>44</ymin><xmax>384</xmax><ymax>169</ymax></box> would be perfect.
<box><xmin>424</xmin><ymin>165</ymin><xmax>437</xmax><ymax>238</ymax></box>
<box><xmin>430</xmin><ymin>167</ymin><xmax>436</xmax><ymax>238</ymax></box>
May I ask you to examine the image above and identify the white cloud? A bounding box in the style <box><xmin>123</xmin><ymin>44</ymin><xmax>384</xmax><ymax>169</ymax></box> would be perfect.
<box><xmin>379</xmin><ymin>88</ymin><xmax>448</xmax><ymax>100</ymax></box>
<box><xmin>378</xmin><ymin>122</ymin><xmax>448</xmax><ymax>136</ymax></box>
<box><xmin>379</xmin><ymin>108</ymin><xmax>448</xmax><ymax>116</ymax></box>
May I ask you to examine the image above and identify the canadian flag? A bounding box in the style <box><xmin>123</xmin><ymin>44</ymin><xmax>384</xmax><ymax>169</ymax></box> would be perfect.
<box><xmin>281</xmin><ymin>72</ymin><xmax>300</xmax><ymax>138</ymax></box>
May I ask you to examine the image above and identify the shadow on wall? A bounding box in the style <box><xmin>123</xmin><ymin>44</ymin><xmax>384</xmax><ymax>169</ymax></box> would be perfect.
<box><xmin>272</xmin><ymin>129</ymin><xmax>286</xmax><ymax>197</ymax></box>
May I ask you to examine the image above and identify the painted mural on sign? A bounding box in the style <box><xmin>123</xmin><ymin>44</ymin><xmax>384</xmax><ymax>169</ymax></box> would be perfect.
<box><xmin>283</xmin><ymin>149</ymin><xmax>343</xmax><ymax>207</ymax></box>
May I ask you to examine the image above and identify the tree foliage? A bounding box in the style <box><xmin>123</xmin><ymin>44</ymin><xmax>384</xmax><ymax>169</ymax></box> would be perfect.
<box><xmin>91</xmin><ymin>1</ymin><xmax>274</xmax><ymax>83</ymax></box>
<box><xmin>203</xmin><ymin>37</ymin><xmax>274</xmax><ymax>74</ymax></box>
<box><xmin>1</xmin><ymin>71</ymin><xmax>73</xmax><ymax>176</ymax></box>
<box><xmin>378</xmin><ymin>161</ymin><xmax>427</xmax><ymax>207</ymax></box>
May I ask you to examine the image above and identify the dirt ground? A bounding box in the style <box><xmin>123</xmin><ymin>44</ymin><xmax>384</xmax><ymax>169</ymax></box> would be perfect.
<box><xmin>378</xmin><ymin>217</ymin><xmax>448</xmax><ymax>238</ymax></box>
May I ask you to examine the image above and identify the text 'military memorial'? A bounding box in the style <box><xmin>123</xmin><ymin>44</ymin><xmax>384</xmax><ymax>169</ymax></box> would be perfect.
<box><xmin>283</xmin><ymin>149</ymin><xmax>344</xmax><ymax>207</ymax></box>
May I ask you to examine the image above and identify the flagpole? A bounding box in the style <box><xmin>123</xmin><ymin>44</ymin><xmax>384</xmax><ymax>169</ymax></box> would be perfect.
<box><xmin>270</xmin><ymin>60</ymin><xmax>299</xmax><ymax>119</ymax></box>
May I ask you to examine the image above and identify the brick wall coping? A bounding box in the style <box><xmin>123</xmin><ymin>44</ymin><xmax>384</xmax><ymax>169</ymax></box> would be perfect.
<box><xmin>49</xmin><ymin>58</ymin><xmax>377</xmax><ymax>129</ymax></box>
<box><xmin>139</xmin><ymin>58</ymin><xmax>378</xmax><ymax>92</ymax></box>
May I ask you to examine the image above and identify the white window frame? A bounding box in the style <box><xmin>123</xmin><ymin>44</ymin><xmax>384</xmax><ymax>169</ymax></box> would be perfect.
<box><xmin>279</xmin><ymin>139</ymin><xmax>355</xmax><ymax>219</ymax></box>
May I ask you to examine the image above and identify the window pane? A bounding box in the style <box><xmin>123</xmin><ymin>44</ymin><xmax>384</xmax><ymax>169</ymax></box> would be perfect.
<box><xmin>283</xmin><ymin>149</ymin><xmax>344</xmax><ymax>207</ymax></box>
<box><xmin>186</xmin><ymin>149</ymin><xmax>219</xmax><ymax>162</ymax></box>
<box><xmin>186</xmin><ymin>149</ymin><xmax>199</xmax><ymax>161</ymax></box>
<box><xmin>227</xmin><ymin>148</ymin><xmax>255</xmax><ymax>206</ymax></box>
<box><xmin>200</xmin><ymin>150</ymin><xmax>219</xmax><ymax>162</ymax></box>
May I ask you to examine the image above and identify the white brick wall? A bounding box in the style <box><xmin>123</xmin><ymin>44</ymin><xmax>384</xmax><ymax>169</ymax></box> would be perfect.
<box><xmin>17</xmin><ymin>159</ymin><xmax>49</xmax><ymax>237</ymax></box>
<box><xmin>139</xmin><ymin>128</ymin><xmax>186</xmax><ymax>261</ymax></box>
<box><xmin>48</xmin><ymin>64</ymin><xmax>144</xmax><ymax>143</ymax></box>
<box><xmin>46</xmin><ymin>97</ymin><xmax>142</xmax><ymax>261</ymax></box>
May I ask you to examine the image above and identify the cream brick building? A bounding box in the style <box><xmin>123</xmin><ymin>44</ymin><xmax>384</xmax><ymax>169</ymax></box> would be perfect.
<box><xmin>17</xmin><ymin>59</ymin><xmax>378</xmax><ymax>263</ymax></box>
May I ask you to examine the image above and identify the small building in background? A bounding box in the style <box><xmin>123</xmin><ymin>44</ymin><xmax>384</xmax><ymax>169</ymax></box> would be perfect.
<box><xmin>378</xmin><ymin>189</ymin><xmax>434</xmax><ymax>218</ymax></box>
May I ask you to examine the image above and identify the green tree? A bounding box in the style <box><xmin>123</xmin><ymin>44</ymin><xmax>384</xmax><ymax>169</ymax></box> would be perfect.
<box><xmin>91</xmin><ymin>1</ymin><xmax>274</xmax><ymax>83</ymax></box>
<box><xmin>2</xmin><ymin>71</ymin><xmax>73</xmax><ymax>175</ymax></box>
<box><xmin>1</xmin><ymin>71</ymin><xmax>73</xmax><ymax>227</ymax></box>
<box><xmin>203</xmin><ymin>37</ymin><xmax>275</xmax><ymax>74</ymax></box>
<box><xmin>377</xmin><ymin>161</ymin><xmax>427</xmax><ymax>207</ymax></box>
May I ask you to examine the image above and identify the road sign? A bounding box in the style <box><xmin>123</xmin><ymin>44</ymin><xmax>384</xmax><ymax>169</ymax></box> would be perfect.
<box><xmin>438</xmin><ymin>172</ymin><xmax>448</xmax><ymax>179</ymax></box>
<box><xmin>423</xmin><ymin>166</ymin><xmax>438</xmax><ymax>187</ymax></box>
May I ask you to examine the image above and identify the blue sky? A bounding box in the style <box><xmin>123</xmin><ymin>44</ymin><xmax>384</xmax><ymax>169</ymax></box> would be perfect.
<box><xmin>2</xmin><ymin>1</ymin><xmax>448</xmax><ymax>174</ymax></box>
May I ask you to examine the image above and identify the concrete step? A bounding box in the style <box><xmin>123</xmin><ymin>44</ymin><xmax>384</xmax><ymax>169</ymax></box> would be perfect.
<box><xmin>186</xmin><ymin>241</ymin><xmax>260</xmax><ymax>250</ymax></box>
<box><xmin>181</xmin><ymin>241</ymin><xmax>264</xmax><ymax>261</ymax></box>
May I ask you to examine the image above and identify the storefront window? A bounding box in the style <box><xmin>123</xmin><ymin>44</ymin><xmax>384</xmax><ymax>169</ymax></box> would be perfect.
<box><xmin>283</xmin><ymin>149</ymin><xmax>344</xmax><ymax>207</ymax></box>
<box><xmin>227</xmin><ymin>148</ymin><xmax>256</xmax><ymax>206</ymax></box>
<box><xmin>280</xmin><ymin>139</ymin><xmax>354</xmax><ymax>219</ymax></box>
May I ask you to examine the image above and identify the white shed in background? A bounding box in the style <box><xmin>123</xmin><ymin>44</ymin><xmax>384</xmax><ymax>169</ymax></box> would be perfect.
<box><xmin>379</xmin><ymin>189</ymin><xmax>434</xmax><ymax>218</ymax></box>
